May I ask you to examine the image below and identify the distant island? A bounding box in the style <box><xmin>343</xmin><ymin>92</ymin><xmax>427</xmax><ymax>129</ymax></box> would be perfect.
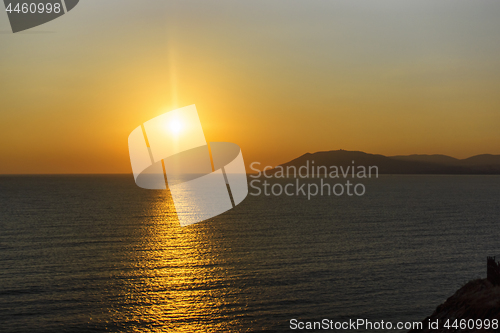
<box><xmin>270</xmin><ymin>150</ymin><xmax>500</xmax><ymax>175</ymax></box>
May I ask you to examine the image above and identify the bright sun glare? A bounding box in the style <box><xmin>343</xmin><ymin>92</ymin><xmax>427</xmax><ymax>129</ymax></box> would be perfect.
<box><xmin>169</xmin><ymin>119</ymin><xmax>183</xmax><ymax>134</ymax></box>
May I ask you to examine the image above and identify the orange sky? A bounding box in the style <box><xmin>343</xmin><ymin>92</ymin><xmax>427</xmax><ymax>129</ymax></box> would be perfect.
<box><xmin>1</xmin><ymin>0</ymin><xmax>499</xmax><ymax>174</ymax></box>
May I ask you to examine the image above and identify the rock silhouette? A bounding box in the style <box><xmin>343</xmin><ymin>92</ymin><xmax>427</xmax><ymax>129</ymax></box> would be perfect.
<box><xmin>409</xmin><ymin>258</ymin><xmax>500</xmax><ymax>333</ymax></box>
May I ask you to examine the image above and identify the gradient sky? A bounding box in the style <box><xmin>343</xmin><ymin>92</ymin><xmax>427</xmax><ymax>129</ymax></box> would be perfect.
<box><xmin>1</xmin><ymin>0</ymin><xmax>499</xmax><ymax>174</ymax></box>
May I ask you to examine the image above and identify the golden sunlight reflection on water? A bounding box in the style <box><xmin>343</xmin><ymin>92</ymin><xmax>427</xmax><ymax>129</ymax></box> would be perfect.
<box><xmin>4</xmin><ymin>176</ymin><xmax>500</xmax><ymax>332</ymax></box>
<box><xmin>113</xmin><ymin>189</ymin><xmax>243</xmax><ymax>332</ymax></box>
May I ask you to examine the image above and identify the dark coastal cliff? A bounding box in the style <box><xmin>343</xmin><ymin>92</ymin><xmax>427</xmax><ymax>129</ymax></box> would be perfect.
<box><xmin>408</xmin><ymin>258</ymin><xmax>500</xmax><ymax>333</ymax></box>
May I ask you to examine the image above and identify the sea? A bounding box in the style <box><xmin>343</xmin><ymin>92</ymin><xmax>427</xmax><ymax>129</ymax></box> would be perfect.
<box><xmin>1</xmin><ymin>175</ymin><xmax>499</xmax><ymax>332</ymax></box>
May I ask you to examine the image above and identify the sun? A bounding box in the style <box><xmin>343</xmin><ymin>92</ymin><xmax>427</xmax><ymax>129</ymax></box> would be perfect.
<box><xmin>168</xmin><ymin>119</ymin><xmax>183</xmax><ymax>134</ymax></box>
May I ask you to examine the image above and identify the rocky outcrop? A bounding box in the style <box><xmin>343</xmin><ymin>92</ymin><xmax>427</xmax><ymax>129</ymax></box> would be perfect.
<box><xmin>409</xmin><ymin>258</ymin><xmax>500</xmax><ymax>332</ymax></box>
<box><xmin>487</xmin><ymin>257</ymin><xmax>500</xmax><ymax>286</ymax></box>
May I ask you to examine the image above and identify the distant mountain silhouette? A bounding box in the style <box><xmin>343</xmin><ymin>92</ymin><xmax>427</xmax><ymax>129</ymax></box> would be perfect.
<box><xmin>272</xmin><ymin>150</ymin><xmax>500</xmax><ymax>175</ymax></box>
<box><xmin>461</xmin><ymin>154</ymin><xmax>500</xmax><ymax>173</ymax></box>
<box><xmin>390</xmin><ymin>154</ymin><xmax>461</xmax><ymax>166</ymax></box>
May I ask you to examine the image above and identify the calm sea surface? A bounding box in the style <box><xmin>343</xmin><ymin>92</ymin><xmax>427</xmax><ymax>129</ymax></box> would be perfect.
<box><xmin>1</xmin><ymin>175</ymin><xmax>500</xmax><ymax>332</ymax></box>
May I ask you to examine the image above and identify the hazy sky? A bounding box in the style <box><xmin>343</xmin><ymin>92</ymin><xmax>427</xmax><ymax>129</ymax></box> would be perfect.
<box><xmin>1</xmin><ymin>0</ymin><xmax>499</xmax><ymax>174</ymax></box>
